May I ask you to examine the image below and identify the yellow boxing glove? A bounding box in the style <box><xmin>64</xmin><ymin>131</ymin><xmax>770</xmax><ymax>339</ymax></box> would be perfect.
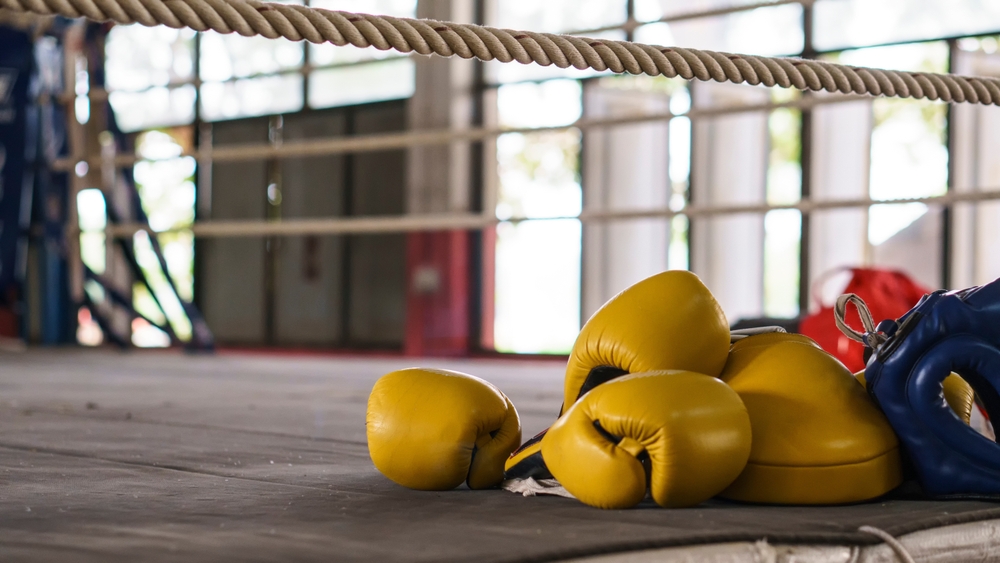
<box><xmin>506</xmin><ymin>271</ymin><xmax>730</xmax><ymax>481</ymax></box>
<box><xmin>855</xmin><ymin>369</ymin><xmax>975</xmax><ymax>425</ymax></box>
<box><xmin>367</xmin><ymin>368</ymin><xmax>521</xmax><ymax>490</ymax></box>
<box><xmin>719</xmin><ymin>332</ymin><xmax>902</xmax><ymax>505</ymax></box>
<box><xmin>562</xmin><ymin>271</ymin><xmax>731</xmax><ymax>412</ymax></box>
<box><xmin>541</xmin><ymin>371</ymin><xmax>751</xmax><ymax>509</ymax></box>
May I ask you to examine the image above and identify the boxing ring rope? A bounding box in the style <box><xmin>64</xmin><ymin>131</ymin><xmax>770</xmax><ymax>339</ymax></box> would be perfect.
<box><xmin>52</xmin><ymin>93</ymin><xmax>872</xmax><ymax>170</ymax></box>
<box><xmin>103</xmin><ymin>187</ymin><xmax>1000</xmax><ymax>239</ymax></box>
<box><xmin>2</xmin><ymin>0</ymin><xmax>999</xmax><ymax>105</ymax></box>
<box><xmin>16</xmin><ymin>0</ymin><xmax>812</xmax><ymax>115</ymax></box>
<box><xmin>32</xmin><ymin>0</ymin><xmax>811</xmax><ymax>105</ymax></box>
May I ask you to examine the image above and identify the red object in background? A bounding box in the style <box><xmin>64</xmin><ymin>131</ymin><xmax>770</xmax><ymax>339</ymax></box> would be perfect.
<box><xmin>404</xmin><ymin>231</ymin><xmax>470</xmax><ymax>357</ymax></box>
<box><xmin>0</xmin><ymin>287</ymin><xmax>19</xmax><ymax>338</ymax></box>
<box><xmin>0</xmin><ymin>306</ymin><xmax>17</xmax><ymax>338</ymax></box>
<box><xmin>800</xmin><ymin>268</ymin><xmax>931</xmax><ymax>372</ymax></box>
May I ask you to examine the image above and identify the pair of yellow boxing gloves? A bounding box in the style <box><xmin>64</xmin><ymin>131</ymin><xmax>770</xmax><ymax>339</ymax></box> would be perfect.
<box><xmin>367</xmin><ymin>271</ymin><xmax>975</xmax><ymax>509</ymax></box>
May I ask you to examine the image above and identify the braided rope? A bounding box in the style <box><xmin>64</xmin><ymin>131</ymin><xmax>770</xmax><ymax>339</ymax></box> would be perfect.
<box><xmin>2</xmin><ymin>0</ymin><xmax>1000</xmax><ymax>105</ymax></box>
<box><xmin>0</xmin><ymin>6</ymin><xmax>53</xmax><ymax>29</ymax></box>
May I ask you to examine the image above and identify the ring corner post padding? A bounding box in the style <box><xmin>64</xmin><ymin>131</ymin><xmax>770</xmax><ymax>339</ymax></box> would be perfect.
<box><xmin>403</xmin><ymin>230</ymin><xmax>471</xmax><ymax>357</ymax></box>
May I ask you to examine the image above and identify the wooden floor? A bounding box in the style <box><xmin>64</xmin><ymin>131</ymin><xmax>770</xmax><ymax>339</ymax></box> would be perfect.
<box><xmin>2</xmin><ymin>349</ymin><xmax>1000</xmax><ymax>562</ymax></box>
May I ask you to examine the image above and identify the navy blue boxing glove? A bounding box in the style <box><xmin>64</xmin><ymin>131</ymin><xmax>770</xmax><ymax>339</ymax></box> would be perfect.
<box><xmin>837</xmin><ymin>278</ymin><xmax>1000</xmax><ymax>498</ymax></box>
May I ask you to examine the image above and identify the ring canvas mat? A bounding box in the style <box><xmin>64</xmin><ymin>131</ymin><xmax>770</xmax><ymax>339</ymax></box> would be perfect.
<box><xmin>2</xmin><ymin>350</ymin><xmax>999</xmax><ymax>562</ymax></box>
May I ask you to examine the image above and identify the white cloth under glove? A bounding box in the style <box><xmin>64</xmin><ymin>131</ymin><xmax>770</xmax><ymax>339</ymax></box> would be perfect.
<box><xmin>501</xmin><ymin>478</ymin><xmax>575</xmax><ymax>499</ymax></box>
